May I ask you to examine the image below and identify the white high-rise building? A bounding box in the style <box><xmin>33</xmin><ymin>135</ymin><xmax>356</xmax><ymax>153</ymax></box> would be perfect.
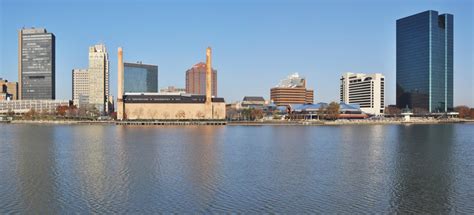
<box><xmin>72</xmin><ymin>69</ymin><xmax>89</xmax><ymax>107</ymax></box>
<box><xmin>88</xmin><ymin>44</ymin><xmax>109</xmax><ymax>114</ymax></box>
<box><xmin>340</xmin><ymin>73</ymin><xmax>385</xmax><ymax>115</ymax></box>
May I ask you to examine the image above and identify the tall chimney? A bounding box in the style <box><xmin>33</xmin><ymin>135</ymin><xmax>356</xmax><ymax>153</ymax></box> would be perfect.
<box><xmin>117</xmin><ymin>47</ymin><xmax>124</xmax><ymax>120</ymax></box>
<box><xmin>206</xmin><ymin>47</ymin><xmax>212</xmax><ymax>104</ymax></box>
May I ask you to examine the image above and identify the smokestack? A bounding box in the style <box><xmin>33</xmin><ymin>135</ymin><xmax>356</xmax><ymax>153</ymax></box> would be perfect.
<box><xmin>117</xmin><ymin>47</ymin><xmax>124</xmax><ymax>120</ymax></box>
<box><xmin>118</xmin><ymin>47</ymin><xmax>123</xmax><ymax>100</ymax></box>
<box><xmin>206</xmin><ymin>47</ymin><xmax>212</xmax><ymax>104</ymax></box>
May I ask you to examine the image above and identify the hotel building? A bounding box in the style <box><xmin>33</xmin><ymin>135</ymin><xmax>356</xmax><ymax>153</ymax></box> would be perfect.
<box><xmin>340</xmin><ymin>73</ymin><xmax>385</xmax><ymax>115</ymax></box>
<box><xmin>186</xmin><ymin>62</ymin><xmax>217</xmax><ymax>96</ymax></box>
<box><xmin>270</xmin><ymin>73</ymin><xmax>314</xmax><ymax>106</ymax></box>
<box><xmin>396</xmin><ymin>10</ymin><xmax>453</xmax><ymax>112</ymax></box>
<box><xmin>18</xmin><ymin>28</ymin><xmax>55</xmax><ymax>100</ymax></box>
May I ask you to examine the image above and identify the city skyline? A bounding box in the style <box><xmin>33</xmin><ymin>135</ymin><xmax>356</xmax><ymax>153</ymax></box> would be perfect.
<box><xmin>0</xmin><ymin>0</ymin><xmax>472</xmax><ymax>106</ymax></box>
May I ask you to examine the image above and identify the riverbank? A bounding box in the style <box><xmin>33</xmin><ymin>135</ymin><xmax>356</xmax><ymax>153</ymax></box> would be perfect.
<box><xmin>228</xmin><ymin>119</ymin><xmax>473</xmax><ymax>126</ymax></box>
<box><xmin>3</xmin><ymin>119</ymin><xmax>472</xmax><ymax>126</ymax></box>
<box><xmin>9</xmin><ymin>120</ymin><xmax>114</xmax><ymax>125</ymax></box>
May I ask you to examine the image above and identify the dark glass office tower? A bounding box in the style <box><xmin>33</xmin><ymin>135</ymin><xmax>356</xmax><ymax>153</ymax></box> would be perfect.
<box><xmin>18</xmin><ymin>28</ymin><xmax>56</xmax><ymax>100</ymax></box>
<box><xmin>124</xmin><ymin>62</ymin><xmax>158</xmax><ymax>93</ymax></box>
<box><xmin>396</xmin><ymin>10</ymin><xmax>453</xmax><ymax>113</ymax></box>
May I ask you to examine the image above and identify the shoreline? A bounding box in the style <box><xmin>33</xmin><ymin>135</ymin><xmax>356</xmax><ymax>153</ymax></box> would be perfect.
<box><xmin>2</xmin><ymin>119</ymin><xmax>473</xmax><ymax>126</ymax></box>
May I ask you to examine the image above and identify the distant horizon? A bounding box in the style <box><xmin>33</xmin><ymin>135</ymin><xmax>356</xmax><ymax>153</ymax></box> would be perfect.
<box><xmin>1</xmin><ymin>0</ymin><xmax>472</xmax><ymax>106</ymax></box>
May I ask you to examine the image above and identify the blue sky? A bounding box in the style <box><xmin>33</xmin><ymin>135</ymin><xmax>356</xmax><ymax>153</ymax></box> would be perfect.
<box><xmin>1</xmin><ymin>0</ymin><xmax>473</xmax><ymax>106</ymax></box>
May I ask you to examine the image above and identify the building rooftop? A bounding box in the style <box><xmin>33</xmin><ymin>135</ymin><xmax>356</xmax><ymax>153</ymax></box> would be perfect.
<box><xmin>243</xmin><ymin>96</ymin><xmax>265</xmax><ymax>102</ymax></box>
<box><xmin>123</xmin><ymin>94</ymin><xmax>225</xmax><ymax>103</ymax></box>
<box><xmin>21</xmin><ymin>28</ymin><xmax>47</xmax><ymax>34</ymax></box>
<box><xmin>276</xmin><ymin>73</ymin><xmax>306</xmax><ymax>88</ymax></box>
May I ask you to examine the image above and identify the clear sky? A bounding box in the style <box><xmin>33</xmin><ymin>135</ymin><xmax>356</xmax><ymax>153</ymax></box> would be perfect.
<box><xmin>1</xmin><ymin>0</ymin><xmax>473</xmax><ymax>106</ymax></box>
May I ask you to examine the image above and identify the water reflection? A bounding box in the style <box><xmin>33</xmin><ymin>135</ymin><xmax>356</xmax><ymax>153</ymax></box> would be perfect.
<box><xmin>13</xmin><ymin>125</ymin><xmax>58</xmax><ymax>213</ymax></box>
<box><xmin>391</xmin><ymin>124</ymin><xmax>455</xmax><ymax>213</ymax></box>
<box><xmin>0</xmin><ymin>124</ymin><xmax>472</xmax><ymax>213</ymax></box>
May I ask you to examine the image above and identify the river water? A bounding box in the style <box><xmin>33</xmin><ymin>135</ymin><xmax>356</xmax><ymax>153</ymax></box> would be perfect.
<box><xmin>0</xmin><ymin>124</ymin><xmax>473</xmax><ymax>213</ymax></box>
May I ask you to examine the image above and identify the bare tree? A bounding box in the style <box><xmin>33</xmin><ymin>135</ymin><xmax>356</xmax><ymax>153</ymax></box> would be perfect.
<box><xmin>326</xmin><ymin>102</ymin><xmax>340</xmax><ymax>120</ymax></box>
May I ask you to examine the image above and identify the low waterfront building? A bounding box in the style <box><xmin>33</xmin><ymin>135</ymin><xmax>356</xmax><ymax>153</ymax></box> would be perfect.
<box><xmin>0</xmin><ymin>79</ymin><xmax>18</xmax><ymax>100</ymax></box>
<box><xmin>289</xmin><ymin>102</ymin><xmax>368</xmax><ymax>120</ymax></box>
<box><xmin>0</xmin><ymin>100</ymin><xmax>71</xmax><ymax>114</ymax></box>
<box><xmin>241</xmin><ymin>96</ymin><xmax>266</xmax><ymax>109</ymax></box>
<box><xmin>160</xmin><ymin>86</ymin><xmax>186</xmax><ymax>94</ymax></box>
<box><xmin>270</xmin><ymin>73</ymin><xmax>314</xmax><ymax>106</ymax></box>
<box><xmin>340</xmin><ymin>73</ymin><xmax>385</xmax><ymax>115</ymax></box>
<box><xmin>117</xmin><ymin>47</ymin><xmax>225</xmax><ymax>120</ymax></box>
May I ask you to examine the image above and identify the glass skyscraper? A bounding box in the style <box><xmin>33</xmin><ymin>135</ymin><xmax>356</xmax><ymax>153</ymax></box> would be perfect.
<box><xmin>396</xmin><ymin>10</ymin><xmax>453</xmax><ymax>113</ymax></box>
<box><xmin>18</xmin><ymin>28</ymin><xmax>55</xmax><ymax>100</ymax></box>
<box><xmin>124</xmin><ymin>62</ymin><xmax>158</xmax><ymax>93</ymax></box>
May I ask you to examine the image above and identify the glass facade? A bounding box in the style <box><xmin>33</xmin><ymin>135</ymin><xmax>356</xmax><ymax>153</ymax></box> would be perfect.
<box><xmin>19</xmin><ymin>28</ymin><xmax>55</xmax><ymax>100</ymax></box>
<box><xmin>396</xmin><ymin>10</ymin><xmax>453</xmax><ymax>112</ymax></box>
<box><xmin>124</xmin><ymin>62</ymin><xmax>158</xmax><ymax>93</ymax></box>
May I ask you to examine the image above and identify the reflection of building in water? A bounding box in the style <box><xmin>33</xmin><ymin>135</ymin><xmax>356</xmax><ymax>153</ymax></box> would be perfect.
<box><xmin>392</xmin><ymin>125</ymin><xmax>455</xmax><ymax>213</ymax></box>
<box><xmin>14</xmin><ymin>126</ymin><xmax>57</xmax><ymax>212</ymax></box>
<box><xmin>117</xmin><ymin>47</ymin><xmax>225</xmax><ymax>120</ymax></box>
<box><xmin>184</xmin><ymin>126</ymin><xmax>220</xmax><ymax>202</ymax></box>
<box><xmin>72</xmin><ymin>126</ymin><xmax>122</xmax><ymax>204</ymax></box>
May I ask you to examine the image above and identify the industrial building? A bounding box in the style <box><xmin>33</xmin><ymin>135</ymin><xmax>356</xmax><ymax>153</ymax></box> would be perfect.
<box><xmin>270</xmin><ymin>73</ymin><xmax>314</xmax><ymax>106</ymax></box>
<box><xmin>340</xmin><ymin>73</ymin><xmax>385</xmax><ymax>115</ymax></box>
<box><xmin>117</xmin><ymin>47</ymin><xmax>225</xmax><ymax>120</ymax></box>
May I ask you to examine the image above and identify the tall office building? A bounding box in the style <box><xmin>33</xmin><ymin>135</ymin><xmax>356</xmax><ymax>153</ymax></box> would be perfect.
<box><xmin>270</xmin><ymin>73</ymin><xmax>314</xmax><ymax>106</ymax></box>
<box><xmin>72</xmin><ymin>69</ymin><xmax>89</xmax><ymax>106</ymax></box>
<box><xmin>88</xmin><ymin>44</ymin><xmax>109</xmax><ymax>114</ymax></box>
<box><xmin>124</xmin><ymin>62</ymin><xmax>158</xmax><ymax>93</ymax></box>
<box><xmin>185</xmin><ymin>62</ymin><xmax>217</xmax><ymax>96</ymax></box>
<box><xmin>18</xmin><ymin>28</ymin><xmax>55</xmax><ymax>100</ymax></box>
<box><xmin>340</xmin><ymin>73</ymin><xmax>385</xmax><ymax>115</ymax></box>
<box><xmin>396</xmin><ymin>10</ymin><xmax>453</xmax><ymax>112</ymax></box>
